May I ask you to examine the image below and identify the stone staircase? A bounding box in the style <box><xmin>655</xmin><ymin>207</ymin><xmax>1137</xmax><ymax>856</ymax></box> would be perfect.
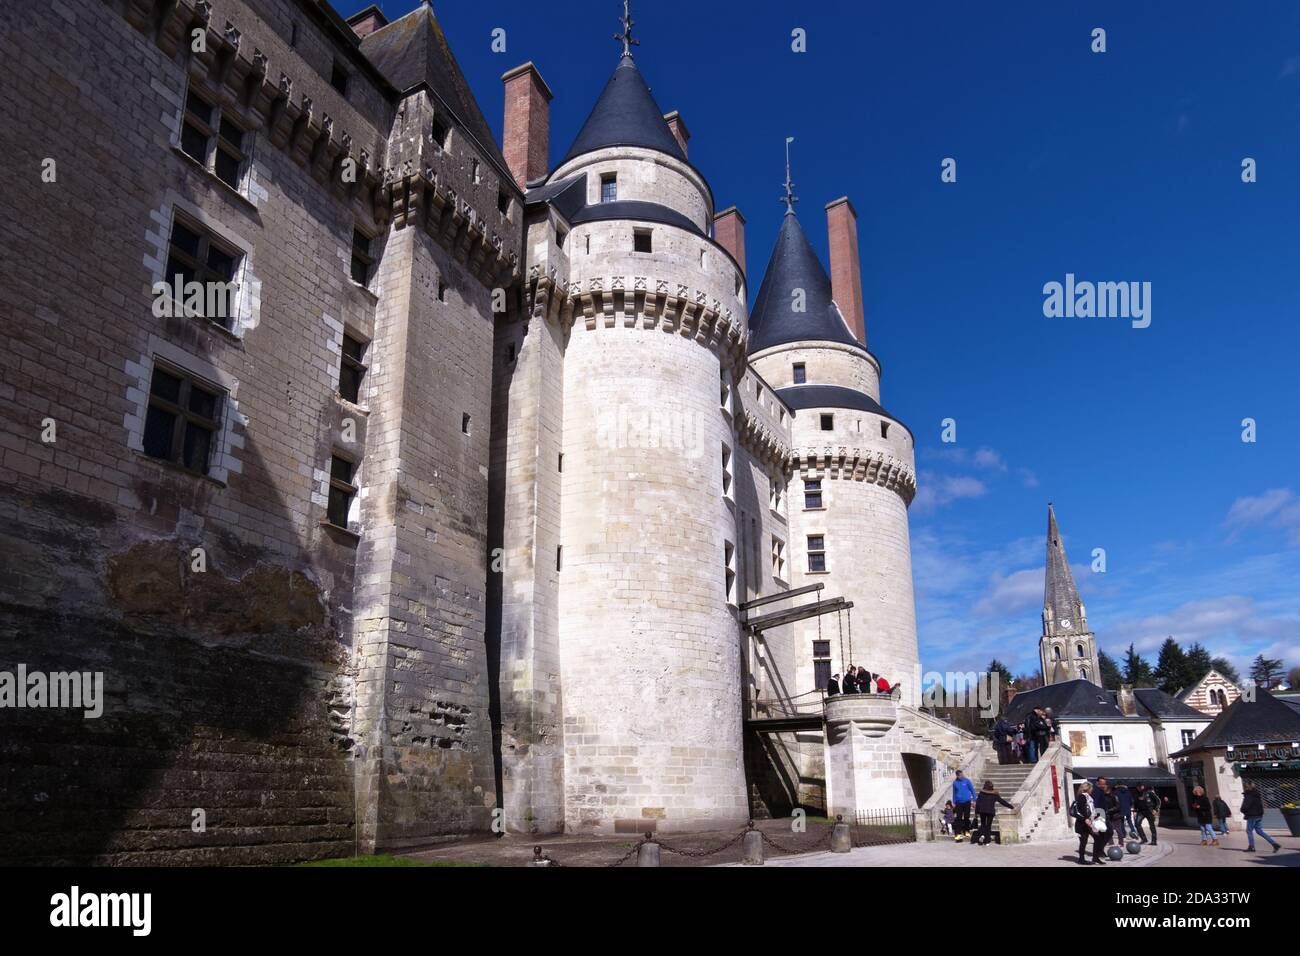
<box><xmin>895</xmin><ymin>705</ymin><xmax>982</xmax><ymax>765</ymax></box>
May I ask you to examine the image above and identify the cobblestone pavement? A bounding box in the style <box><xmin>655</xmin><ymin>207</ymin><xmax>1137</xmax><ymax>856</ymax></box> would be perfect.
<box><xmin>1146</xmin><ymin>825</ymin><xmax>1300</xmax><ymax>868</ymax></box>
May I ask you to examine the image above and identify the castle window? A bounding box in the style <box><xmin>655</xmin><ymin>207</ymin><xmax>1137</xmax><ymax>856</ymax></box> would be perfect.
<box><xmin>700</xmin><ymin>249</ymin><xmax>707</xmax><ymax>269</ymax></box>
<box><xmin>461</xmin><ymin>413</ymin><xmax>472</xmax><ymax>435</ymax></box>
<box><xmin>720</xmin><ymin>369</ymin><xmax>732</xmax><ymax>415</ymax></box>
<box><xmin>880</xmin><ymin>421</ymin><xmax>890</xmax><ymax>439</ymax></box>
<box><xmin>1080</xmin><ymin>666</ymin><xmax>1090</xmax><ymax>681</ymax></box>
<box><xmin>558</xmin><ymin>453</ymin><xmax>564</xmax><ymax>472</ymax></box>
<box><xmin>431</xmin><ymin>116</ymin><xmax>450</xmax><ymax>151</ymax></box>
<box><xmin>820</xmin><ymin>413</ymin><xmax>834</xmax><ymax>431</ymax></box>
<box><xmin>472</xmin><ymin>159</ymin><xmax>481</xmax><ymax>184</ymax></box>
<box><xmin>350</xmin><ymin>229</ymin><xmax>374</xmax><ymax>286</ymax></box>
<box><xmin>437</xmin><ymin>279</ymin><xmax>448</xmax><ymax>302</ymax></box>
<box><xmin>289</xmin><ymin>22</ymin><xmax>298</xmax><ymax>48</ymax></box>
<box><xmin>165</xmin><ymin>216</ymin><xmax>242</xmax><ymax>329</ymax></box>
<box><xmin>338</xmin><ymin>333</ymin><xmax>367</xmax><ymax>404</ymax></box>
<box><xmin>721</xmin><ymin>443</ymin><xmax>733</xmax><ymax>499</ymax></box>
<box><xmin>505</xmin><ymin>342</ymin><xmax>517</xmax><ymax>365</ymax></box>
<box><xmin>556</xmin><ymin>225</ymin><xmax>568</xmax><ymax>249</ymax></box>
<box><xmin>556</xmin><ymin>546</ymin><xmax>563</xmax><ymax>572</ymax></box>
<box><xmin>807</xmin><ymin>535</ymin><xmax>827</xmax><ymax>573</ymax></box>
<box><xmin>180</xmin><ymin>88</ymin><xmax>251</xmax><ymax>194</ymax></box>
<box><xmin>813</xmin><ymin>640</ymin><xmax>831</xmax><ymax>689</ymax></box>
<box><xmin>724</xmin><ymin>541</ymin><xmax>737</xmax><ymax>606</ymax></box>
<box><xmin>770</xmin><ymin>480</ymin><xmax>784</xmax><ymax>514</ymax></box>
<box><xmin>772</xmin><ymin>535</ymin><xmax>786</xmax><ymax>581</ymax></box>
<box><xmin>142</xmin><ymin>362</ymin><xmax>223</xmax><ymax>476</ymax></box>
<box><xmin>498</xmin><ymin>190</ymin><xmax>511</xmax><ymax>217</ymax></box>
<box><xmin>1076</xmin><ymin>643</ymin><xmax>1085</xmax><ymax>658</ymax></box>
<box><xmin>1097</xmin><ymin>734</ymin><xmax>1113</xmax><ymax>754</ymax></box>
<box><xmin>600</xmin><ymin>173</ymin><xmax>617</xmax><ymax>203</ymax></box>
<box><xmin>330</xmin><ymin>60</ymin><xmax>349</xmax><ymax>96</ymax></box>
<box><xmin>1052</xmin><ymin>646</ymin><xmax>1062</xmax><ymax>661</ymax></box>
<box><xmin>634</xmin><ymin>229</ymin><xmax>652</xmax><ymax>253</ymax></box>
<box><xmin>327</xmin><ymin>455</ymin><xmax>357</xmax><ymax>528</ymax></box>
<box><xmin>793</xmin><ymin>362</ymin><xmax>806</xmax><ymax>384</ymax></box>
<box><xmin>803</xmin><ymin>478</ymin><xmax>822</xmax><ymax>509</ymax></box>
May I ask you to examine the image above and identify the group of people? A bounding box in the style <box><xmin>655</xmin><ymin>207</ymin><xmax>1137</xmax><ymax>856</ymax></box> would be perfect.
<box><xmin>826</xmin><ymin>667</ymin><xmax>892</xmax><ymax>696</ymax></box>
<box><xmin>991</xmin><ymin>707</ymin><xmax>1055</xmax><ymax>764</ymax></box>
<box><xmin>940</xmin><ymin>769</ymin><xmax>1017</xmax><ymax>846</ymax></box>
<box><xmin>1188</xmin><ymin>783</ymin><xmax>1282</xmax><ymax>852</ymax></box>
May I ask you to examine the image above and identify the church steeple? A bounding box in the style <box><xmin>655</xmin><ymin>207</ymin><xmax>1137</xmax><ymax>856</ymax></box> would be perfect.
<box><xmin>1038</xmin><ymin>503</ymin><xmax>1100</xmax><ymax>685</ymax></box>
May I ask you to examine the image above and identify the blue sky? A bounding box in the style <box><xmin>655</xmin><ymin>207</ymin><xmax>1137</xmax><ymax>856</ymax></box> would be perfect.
<box><xmin>338</xmin><ymin>1</ymin><xmax>1300</xmax><ymax>681</ymax></box>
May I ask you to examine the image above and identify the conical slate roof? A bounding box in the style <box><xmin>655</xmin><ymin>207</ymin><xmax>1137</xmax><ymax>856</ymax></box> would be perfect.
<box><xmin>1044</xmin><ymin>504</ymin><xmax>1085</xmax><ymax>625</ymax></box>
<box><xmin>560</xmin><ymin>54</ymin><xmax>686</xmax><ymax>165</ymax></box>
<box><xmin>748</xmin><ymin>212</ymin><xmax>862</xmax><ymax>354</ymax></box>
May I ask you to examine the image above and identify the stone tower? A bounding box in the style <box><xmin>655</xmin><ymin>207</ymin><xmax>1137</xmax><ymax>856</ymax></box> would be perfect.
<box><xmin>1038</xmin><ymin>504</ymin><xmax>1100</xmax><ymax>684</ymax></box>
<box><xmin>747</xmin><ymin>189</ymin><xmax>921</xmax><ymax>709</ymax></box>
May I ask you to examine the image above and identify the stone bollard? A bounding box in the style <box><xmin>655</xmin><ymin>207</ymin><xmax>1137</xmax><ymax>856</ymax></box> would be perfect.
<box><xmin>531</xmin><ymin>846</ymin><xmax>551</xmax><ymax>867</ymax></box>
<box><xmin>637</xmin><ymin>834</ymin><xmax>661</xmax><ymax>867</ymax></box>
<box><xmin>830</xmin><ymin>815</ymin><xmax>852</xmax><ymax>853</ymax></box>
<box><xmin>742</xmin><ymin>823</ymin><xmax>764</xmax><ymax>865</ymax></box>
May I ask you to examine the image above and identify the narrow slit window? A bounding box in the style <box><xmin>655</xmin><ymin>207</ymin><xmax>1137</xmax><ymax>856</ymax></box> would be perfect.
<box><xmin>350</xmin><ymin>229</ymin><xmax>374</xmax><ymax>286</ymax></box>
<box><xmin>327</xmin><ymin>455</ymin><xmax>357</xmax><ymax>528</ymax></box>
<box><xmin>880</xmin><ymin>421</ymin><xmax>890</xmax><ymax>439</ymax></box>
<box><xmin>792</xmin><ymin>362</ymin><xmax>806</xmax><ymax>385</ymax></box>
<box><xmin>339</xmin><ymin>333</ymin><xmax>367</xmax><ymax>404</ymax></box>
<box><xmin>461</xmin><ymin>412</ymin><xmax>471</xmax><ymax>435</ymax></box>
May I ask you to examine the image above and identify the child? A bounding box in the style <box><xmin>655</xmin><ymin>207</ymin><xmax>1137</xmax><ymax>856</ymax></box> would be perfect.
<box><xmin>941</xmin><ymin>801</ymin><xmax>955</xmax><ymax>836</ymax></box>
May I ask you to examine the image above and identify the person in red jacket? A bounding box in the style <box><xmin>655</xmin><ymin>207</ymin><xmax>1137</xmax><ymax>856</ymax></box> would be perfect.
<box><xmin>876</xmin><ymin>675</ymin><xmax>891</xmax><ymax>694</ymax></box>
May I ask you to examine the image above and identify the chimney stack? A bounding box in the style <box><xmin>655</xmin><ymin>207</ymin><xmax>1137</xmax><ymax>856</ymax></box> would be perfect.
<box><xmin>663</xmin><ymin>111</ymin><xmax>690</xmax><ymax>158</ymax></box>
<box><xmin>712</xmin><ymin>207</ymin><xmax>746</xmax><ymax>277</ymax></box>
<box><xmin>825</xmin><ymin>197</ymin><xmax>865</xmax><ymax>344</ymax></box>
<box><xmin>1118</xmin><ymin>684</ymin><xmax>1137</xmax><ymax>717</ymax></box>
<box><xmin>345</xmin><ymin>5</ymin><xmax>389</xmax><ymax>39</ymax></box>
<box><xmin>501</xmin><ymin>62</ymin><xmax>553</xmax><ymax>189</ymax></box>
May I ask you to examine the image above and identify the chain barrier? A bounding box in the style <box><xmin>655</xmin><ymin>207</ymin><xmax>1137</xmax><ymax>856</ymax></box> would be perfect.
<box><xmin>655</xmin><ymin>828</ymin><xmax>747</xmax><ymax>859</ymax></box>
<box><xmin>759</xmin><ymin>825</ymin><xmax>834</xmax><ymax>855</ymax></box>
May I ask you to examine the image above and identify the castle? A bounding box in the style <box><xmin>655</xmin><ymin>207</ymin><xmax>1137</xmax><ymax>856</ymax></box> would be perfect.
<box><xmin>0</xmin><ymin>0</ymin><xmax>946</xmax><ymax>863</ymax></box>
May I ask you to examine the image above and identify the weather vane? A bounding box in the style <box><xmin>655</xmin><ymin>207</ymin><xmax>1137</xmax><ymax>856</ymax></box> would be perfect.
<box><xmin>614</xmin><ymin>0</ymin><xmax>639</xmax><ymax>58</ymax></box>
<box><xmin>782</xmin><ymin>136</ymin><xmax>798</xmax><ymax>214</ymax></box>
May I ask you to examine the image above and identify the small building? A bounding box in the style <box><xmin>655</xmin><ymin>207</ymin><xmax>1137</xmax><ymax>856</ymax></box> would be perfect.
<box><xmin>1176</xmin><ymin>668</ymin><xmax>1243</xmax><ymax>717</ymax></box>
<box><xmin>1171</xmin><ymin>690</ymin><xmax>1300</xmax><ymax>829</ymax></box>
<box><xmin>1004</xmin><ymin>679</ymin><xmax>1211</xmax><ymax>823</ymax></box>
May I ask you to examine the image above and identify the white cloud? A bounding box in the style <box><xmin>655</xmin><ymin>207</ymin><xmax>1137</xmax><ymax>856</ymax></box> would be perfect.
<box><xmin>972</xmin><ymin>447</ymin><xmax>1007</xmax><ymax>472</ymax></box>
<box><xmin>1224</xmin><ymin>488</ymin><xmax>1300</xmax><ymax>545</ymax></box>
<box><xmin>912</xmin><ymin>473</ymin><xmax>987</xmax><ymax>514</ymax></box>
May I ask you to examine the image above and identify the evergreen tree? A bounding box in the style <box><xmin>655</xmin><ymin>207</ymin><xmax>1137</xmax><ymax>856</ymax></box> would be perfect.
<box><xmin>1250</xmin><ymin>654</ymin><xmax>1284</xmax><ymax>687</ymax></box>
<box><xmin>1012</xmin><ymin>672</ymin><xmax>1043</xmax><ymax>692</ymax></box>
<box><xmin>1211</xmin><ymin>656</ymin><xmax>1241</xmax><ymax>685</ymax></box>
<box><xmin>1098</xmin><ymin>651</ymin><xmax>1123</xmax><ymax>690</ymax></box>
<box><xmin>1185</xmin><ymin>642</ymin><xmax>1213</xmax><ymax>681</ymax></box>
<box><xmin>1153</xmin><ymin>637</ymin><xmax>1194</xmax><ymax>695</ymax></box>
<box><xmin>1123</xmin><ymin>643</ymin><xmax>1155</xmax><ymax>687</ymax></box>
<box><xmin>987</xmin><ymin>659</ymin><xmax>1013</xmax><ymax>698</ymax></box>
<box><xmin>1287</xmin><ymin>666</ymin><xmax>1300</xmax><ymax>690</ymax></box>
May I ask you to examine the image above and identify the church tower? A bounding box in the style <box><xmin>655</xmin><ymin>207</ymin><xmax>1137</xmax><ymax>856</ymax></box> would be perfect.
<box><xmin>1039</xmin><ymin>504</ymin><xmax>1100</xmax><ymax>684</ymax></box>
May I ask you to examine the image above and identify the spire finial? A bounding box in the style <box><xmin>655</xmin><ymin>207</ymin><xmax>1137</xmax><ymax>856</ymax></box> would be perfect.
<box><xmin>781</xmin><ymin>136</ymin><xmax>798</xmax><ymax>215</ymax></box>
<box><xmin>614</xmin><ymin>0</ymin><xmax>639</xmax><ymax>58</ymax></box>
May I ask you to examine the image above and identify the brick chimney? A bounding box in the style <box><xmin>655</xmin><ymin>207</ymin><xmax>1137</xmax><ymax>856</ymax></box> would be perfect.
<box><xmin>501</xmin><ymin>62</ymin><xmax>553</xmax><ymax>189</ymax></box>
<box><xmin>345</xmin><ymin>5</ymin><xmax>389</xmax><ymax>39</ymax></box>
<box><xmin>825</xmin><ymin>197</ymin><xmax>865</xmax><ymax>344</ymax></box>
<box><xmin>713</xmin><ymin>206</ymin><xmax>746</xmax><ymax>277</ymax></box>
<box><xmin>663</xmin><ymin>111</ymin><xmax>690</xmax><ymax>158</ymax></box>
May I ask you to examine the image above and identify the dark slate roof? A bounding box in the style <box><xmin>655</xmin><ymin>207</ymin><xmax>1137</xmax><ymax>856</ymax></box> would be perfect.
<box><xmin>1133</xmin><ymin>688</ymin><xmax>1209</xmax><ymax>721</ymax></box>
<box><xmin>1003</xmin><ymin>680</ymin><xmax>1121</xmax><ymax>723</ymax></box>
<box><xmin>569</xmin><ymin>200</ymin><xmax>702</xmax><ymax>236</ymax></box>
<box><xmin>360</xmin><ymin>7</ymin><xmax>509</xmax><ymax>174</ymax></box>
<box><xmin>560</xmin><ymin>55</ymin><xmax>686</xmax><ymax>166</ymax></box>
<box><xmin>748</xmin><ymin>212</ymin><xmax>863</xmax><ymax>354</ymax></box>
<box><xmin>776</xmin><ymin>385</ymin><xmax>910</xmax><ymax>435</ymax></box>
<box><xmin>1044</xmin><ymin>504</ymin><xmax>1085</xmax><ymax>624</ymax></box>
<box><xmin>1070</xmin><ymin>767</ymin><xmax>1178</xmax><ymax>785</ymax></box>
<box><xmin>1172</xmin><ymin>690</ymin><xmax>1300</xmax><ymax>755</ymax></box>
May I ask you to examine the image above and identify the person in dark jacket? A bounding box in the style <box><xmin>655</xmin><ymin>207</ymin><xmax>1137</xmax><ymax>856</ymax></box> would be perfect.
<box><xmin>1115</xmin><ymin>784</ymin><xmax>1135</xmax><ymax>839</ymax></box>
<box><xmin>972</xmin><ymin>781</ymin><xmax>1015</xmax><ymax>845</ymax></box>
<box><xmin>1073</xmin><ymin>782</ymin><xmax>1108</xmax><ymax>865</ymax></box>
<box><xmin>1133</xmin><ymin>784</ymin><xmax>1159</xmax><ymax>845</ymax></box>
<box><xmin>992</xmin><ymin>717</ymin><xmax>1014</xmax><ymax>765</ymax></box>
<box><xmin>1212</xmin><ymin>795</ymin><xmax>1231</xmax><ymax>835</ymax></box>
<box><xmin>1031</xmin><ymin>707</ymin><xmax>1051</xmax><ymax>761</ymax></box>
<box><xmin>842</xmin><ymin>667</ymin><xmax>858</xmax><ymax>694</ymax></box>
<box><xmin>1023</xmin><ymin>709</ymin><xmax>1047</xmax><ymax>763</ymax></box>
<box><xmin>1240</xmin><ymin>782</ymin><xmax>1281</xmax><ymax>853</ymax></box>
<box><xmin>826</xmin><ymin>673</ymin><xmax>840</xmax><ymax>697</ymax></box>
<box><xmin>1190</xmin><ymin>786</ymin><xmax>1217</xmax><ymax>845</ymax></box>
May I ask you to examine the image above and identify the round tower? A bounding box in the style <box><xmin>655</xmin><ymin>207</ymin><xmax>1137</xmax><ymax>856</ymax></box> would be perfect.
<box><xmin>748</xmin><ymin>192</ymin><xmax>921</xmax><ymax>708</ymax></box>
<box><xmin>547</xmin><ymin>49</ymin><xmax>750</xmax><ymax>833</ymax></box>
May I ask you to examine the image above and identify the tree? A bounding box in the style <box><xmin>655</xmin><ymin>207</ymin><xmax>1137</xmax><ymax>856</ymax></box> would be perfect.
<box><xmin>1211</xmin><ymin>656</ymin><xmax>1241</xmax><ymax>685</ymax></box>
<box><xmin>1098</xmin><ymin>651</ymin><xmax>1123</xmax><ymax>690</ymax></box>
<box><xmin>1185</xmin><ymin>642</ymin><xmax>1214</xmax><ymax>681</ymax></box>
<box><xmin>1153</xmin><ymin>637</ymin><xmax>1195</xmax><ymax>695</ymax></box>
<box><xmin>1287</xmin><ymin>666</ymin><xmax>1300</xmax><ymax>690</ymax></box>
<box><xmin>1012</xmin><ymin>672</ymin><xmax>1043</xmax><ymax>692</ymax></box>
<box><xmin>1123</xmin><ymin>644</ymin><xmax>1155</xmax><ymax>687</ymax></box>
<box><xmin>987</xmin><ymin>658</ymin><xmax>1014</xmax><ymax>689</ymax></box>
<box><xmin>1250</xmin><ymin>654</ymin><xmax>1284</xmax><ymax>688</ymax></box>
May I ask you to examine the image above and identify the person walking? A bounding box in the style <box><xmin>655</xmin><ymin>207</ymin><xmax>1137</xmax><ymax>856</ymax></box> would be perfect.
<box><xmin>1212</xmin><ymin>795</ymin><xmax>1232</xmax><ymax>836</ymax></box>
<box><xmin>1190</xmin><ymin>786</ymin><xmax>1217</xmax><ymax>845</ymax></box>
<box><xmin>973</xmin><ymin>781</ymin><xmax>1015</xmax><ymax>846</ymax></box>
<box><xmin>826</xmin><ymin>673</ymin><xmax>840</xmax><ymax>697</ymax></box>
<box><xmin>1240</xmin><ymin>782</ymin><xmax>1282</xmax><ymax>854</ymax></box>
<box><xmin>941</xmin><ymin>800</ymin><xmax>955</xmax><ymax>836</ymax></box>
<box><xmin>1073</xmin><ymin>782</ymin><xmax>1108</xmax><ymax>865</ymax></box>
<box><xmin>1115</xmin><ymin>784</ymin><xmax>1135</xmax><ymax>839</ymax></box>
<box><xmin>951</xmin><ymin>769</ymin><xmax>976</xmax><ymax>843</ymax></box>
<box><xmin>1133</xmin><ymin>784</ymin><xmax>1159</xmax><ymax>846</ymax></box>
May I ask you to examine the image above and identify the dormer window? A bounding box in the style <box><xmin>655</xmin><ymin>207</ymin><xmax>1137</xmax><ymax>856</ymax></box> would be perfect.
<box><xmin>792</xmin><ymin>362</ymin><xmax>806</xmax><ymax>384</ymax></box>
<box><xmin>600</xmin><ymin>173</ymin><xmax>617</xmax><ymax>203</ymax></box>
